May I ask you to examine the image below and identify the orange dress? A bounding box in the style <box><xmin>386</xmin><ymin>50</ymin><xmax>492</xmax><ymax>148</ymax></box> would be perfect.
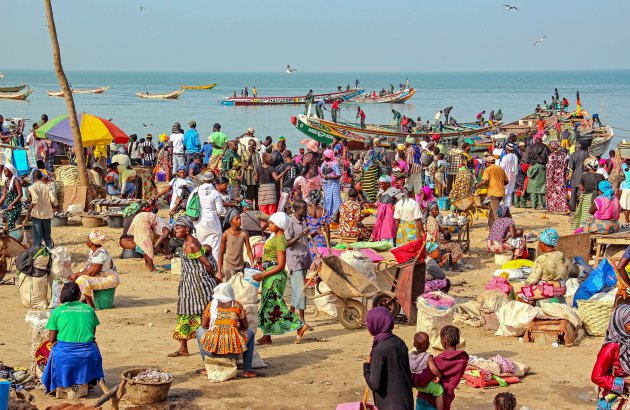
<box><xmin>200</xmin><ymin>301</ymin><xmax>248</xmax><ymax>355</ymax></box>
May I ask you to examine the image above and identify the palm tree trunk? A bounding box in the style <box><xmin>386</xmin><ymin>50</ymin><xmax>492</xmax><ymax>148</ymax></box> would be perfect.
<box><xmin>43</xmin><ymin>0</ymin><xmax>89</xmax><ymax>186</ymax></box>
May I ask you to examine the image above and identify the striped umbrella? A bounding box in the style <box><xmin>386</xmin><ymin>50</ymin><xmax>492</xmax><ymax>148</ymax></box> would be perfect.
<box><xmin>35</xmin><ymin>112</ymin><xmax>129</xmax><ymax>146</ymax></box>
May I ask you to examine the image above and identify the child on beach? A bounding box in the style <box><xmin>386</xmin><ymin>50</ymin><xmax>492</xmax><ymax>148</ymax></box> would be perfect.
<box><xmin>409</xmin><ymin>332</ymin><xmax>444</xmax><ymax>410</ymax></box>
<box><xmin>435</xmin><ymin>153</ymin><xmax>447</xmax><ymax>197</ymax></box>
<box><xmin>493</xmin><ymin>392</ymin><xmax>517</xmax><ymax>410</ymax></box>
<box><xmin>228</xmin><ymin>161</ymin><xmax>244</xmax><ymax>201</ymax></box>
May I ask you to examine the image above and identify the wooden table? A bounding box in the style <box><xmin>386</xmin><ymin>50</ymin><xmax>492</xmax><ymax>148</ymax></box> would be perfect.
<box><xmin>591</xmin><ymin>231</ymin><xmax>630</xmax><ymax>266</ymax></box>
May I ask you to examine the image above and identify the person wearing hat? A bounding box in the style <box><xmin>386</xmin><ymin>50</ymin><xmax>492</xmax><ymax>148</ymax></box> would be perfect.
<box><xmin>170</xmin><ymin>122</ymin><xmax>186</xmax><ymax>177</ymax></box>
<box><xmin>475</xmin><ymin>155</ymin><xmax>508</xmax><ymax>229</ymax></box>
<box><xmin>239</xmin><ymin>127</ymin><xmax>259</xmax><ymax>156</ymax></box>
<box><xmin>140</xmin><ymin>134</ymin><xmax>156</xmax><ymax>166</ymax></box>
<box><xmin>499</xmin><ymin>142</ymin><xmax>518</xmax><ymax>207</ymax></box>
<box><xmin>208</xmin><ymin>123</ymin><xmax>228</xmax><ymax>171</ymax></box>
<box><xmin>184</xmin><ymin>121</ymin><xmax>201</xmax><ymax>167</ymax></box>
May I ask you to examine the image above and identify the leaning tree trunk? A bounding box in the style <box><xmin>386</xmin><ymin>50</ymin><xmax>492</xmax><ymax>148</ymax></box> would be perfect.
<box><xmin>43</xmin><ymin>0</ymin><xmax>89</xmax><ymax>186</ymax></box>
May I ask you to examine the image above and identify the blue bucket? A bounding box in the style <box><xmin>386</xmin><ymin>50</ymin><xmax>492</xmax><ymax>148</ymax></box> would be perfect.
<box><xmin>0</xmin><ymin>380</ymin><xmax>9</xmax><ymax>410</ymax></box>
<box><xmin>437</xmin><ymin>197</ymin><xmax>449</xmax><ymax>211</ymax></box>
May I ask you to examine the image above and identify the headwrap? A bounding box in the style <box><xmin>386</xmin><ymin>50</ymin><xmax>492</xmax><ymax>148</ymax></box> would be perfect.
<box><xmin>159</xmin><ymin>133</ymin><xmax>168</xmax><ymax>143</ymax></box>
<box><xmin>177</xmin><ymin>165</ymin><xmax>187</xmax><ymax>172</ymax></box>
<box><xmin>431</xmin><ymin>134</ymin><xmax>440</xmax><ymax>141</ymax></box>
<box><xmin>1</xmin><ymin>164</ymin><xmax>17</xmax><ymax>190</ymax></box>
<box><xmin>533</xmin><ymin>134</ymin><xmax>543</xmax><ymax>143</ymax></box>
<box><xmin>175</xmin><ymin>215</ymin><xmax>195</xmax><ymax>232</ymax></box>
<box><xmin>422</xmin><ymin>186</ymin><xmax>433</xmax><ymax>197</ymax></box>
<box><xmin>209</xmin><ymin>283</ymin><xmax>236</xmax><ymax>331</ymax></box>
<box><xmin>598</xmin><ymin>180</ymin><xmax>614</xmax><ymax>200</ymax></box>
<box><xmin>242</xmin><ymin>199</ymin><xmax>254</xmax><ymax>210</ymax></box>
<box><xmin>201</xmin><ymin>172</ymin><xmax>214</xmax><ymax>182</ymax></box>
<box><xmin>88</xmin><ymin>230</ymin><xmax>106</xmax><ymax>246</ymax></box>
<box><xmin>373</xmin><ymin>138</ymin><xmax>380</xmax><ymax>145</ymax></box>
<box><xmin>224</xmin><ymin>208</ymin><xmax>240</xmax><ymax>227</ymax></box>
<box><xmin>366</xmin><ymin>307</ymin><xmax>394</xmax><ymax>353</ymax></box>
<box><xmin>505</xmin><ymin>142</ymin><xmax>515</xmax><ymax>151</ymax></box>
<box><xmin>405</xmin><ymin>136</ymin><xmax>415</xmax><ymax>144</ymax></box>
<box><xmin>396</xmin><ymin>144</ymin><xmax>405</xmax><ymax>151</ymax></box>
<box><xmin>301</xmin><ymin>139</ymin><xmax>319</xmax><ymax>153</ymax></box>
<box><xmin>322</xmin><ymin>149</ymin><xmax>335</xmax><ymax>162</ymax></box>
<box><xmin>496</xmin><ymin>205</ymin><xmax>509</xmax><ymax>218</ymax></box>
<box><xmin>586</xmin><ymin>157</ymin><xmax>599</xmax><ymax>171</ymax></box>
<box><xmin>486</xmin><ymin>156</ymin><xmax>496</xmax><ymax>163</ymax></box>
<box><xmin>378</xmin><ymin>175</ymin><xmax>392</xmax><ymax>184</ymax></box>
<box><xmin>117</xmin><ymin>147</ymin><xmax>126</xmax><ymax>154</ymax></box>
<box><xmin>604</xmin><ymin>304</ymin><xmax>630</xmax><ymax>374</ymax></box>
<box><xmin>599</xmin><ymin>158</ymin><xmax>607</xmax><ymax>166</ymax></box>
<box><xmin>424</xmin><ymin>200</ymin><xmax>438</xmax><ymax>219</ymax></box>
<box><xmin>306</xmin><ymin>189</ymin><xmax>322</xmax><ymax>205</ymax></box>
<box><xmin>269</xmin><ymin>212</ymin><xmax>290</xmax><ymax>233</ymax></box>
<box><xmin>426</xmin><ymin>242</ymin><xmax>439</xmax><ymax>253</ymax></box>
<box><xmin>539</xmin><ymin>228</ymin><xmax>559</xmax><ymax>247</ymax></box>
<box><xmin>122</xmin><ymin>202</ymin><xmax>141</xmax><ymax>217</ymax></box>
<box><xmin>549</xmin><ymin>140</ymin><xmax>560</xmax><ymax>150</ymax></box>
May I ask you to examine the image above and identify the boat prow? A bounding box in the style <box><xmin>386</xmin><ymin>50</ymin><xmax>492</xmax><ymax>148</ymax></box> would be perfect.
<box><xmin>348</xmin><ymin>88</ymin><xmax>416</xmax><ymax>104</ymax></box>
<box><xmin>181</xmin><ymin>83</ymin><xmax>217</xmax><ymax>90</ymax></box>
<box><xmin>136</xmin><ymin>89</ymin><xmax>184</xmax><ymax>99</ymax></box>
<box><xmin>47</xmin><ymin>85</ymin><xmax>110</xmax><ymax>97</ymax></box>
<box><xmin>0</xmin><ymin>84</ymin><xmax>27</xmax><ymax>93</ymax></box>
<box><xmin>0</xmin><ymin>88</ymin><xmax>32</xmax><ymax>100</ymax></box>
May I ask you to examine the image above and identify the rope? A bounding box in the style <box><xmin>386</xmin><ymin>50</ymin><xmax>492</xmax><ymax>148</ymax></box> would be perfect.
<box><xmin>612</xmin><ymin>126</ymin><xmax>630</xmax><ymax>133</ymax></box>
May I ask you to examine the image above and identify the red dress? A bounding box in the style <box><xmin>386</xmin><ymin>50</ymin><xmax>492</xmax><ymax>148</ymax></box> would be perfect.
<box><xmin>591</xmin><ymin>342</ymin><xmax>629</xmax><ymax>408</ymax></box>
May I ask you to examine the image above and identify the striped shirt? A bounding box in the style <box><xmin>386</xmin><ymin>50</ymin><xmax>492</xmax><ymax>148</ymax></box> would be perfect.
<box><xmin>140</xmin><ymin>140</ymin><xmax>156</xmax><ymax>163</ymax></box>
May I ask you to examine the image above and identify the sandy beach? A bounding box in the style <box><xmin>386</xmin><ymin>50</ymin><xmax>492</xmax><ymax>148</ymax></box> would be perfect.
<box><xmin>0</xmin><ymin>206</ymin><xmax>600</xmax><ymax>410</ymax></box>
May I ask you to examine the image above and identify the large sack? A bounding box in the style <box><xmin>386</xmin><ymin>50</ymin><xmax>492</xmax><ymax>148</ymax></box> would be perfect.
<box><xmin>50</xmin><ymin>246</ymin><xmax>72</xmax><ymax>279</ymax></box>
<box><xmin>228</xmin><ymin>272</ymin><xmax>258</xmax><ymax>305</ymax></box>
<box><xmin>495</xmin><ymin>300</ymin><xmax>538</xmax><ymax>337</ymax></box>
<box><xmin>18</xmin><ymin>273</ymin><xmax>50</xmax><ymax>309</ymax></box>
<box><xmin>340</xmin><ymin>250</ymin><xmax>377</xmax><ymax>283</ymax></box>
<box><xmin>477</xmin><ymin>290</ymin><xmax>510</xmax><ymax>313</ymax></box>
<box><xmin>454</xmin><ymin>300</ymin><xmax>483</xmax><ymax>328</ymax></box>
<box><xmin>242</xmin><ymin>303</ymin><xmax>259</xmax><ymax>331</ymax></box>
<box><xmin>204</xmin><ymin>356</ymin><xmax>237</xmax><ymax>382</ymax></box>
<box><xmin>416</xmin><ymin>292</ymin><xmax>458</xmax><ymax>352</ymax></box>
<box><xmin>313</xmin><ymin>281</ymin><xmax>339</xmax><ymax>318</ymax></box>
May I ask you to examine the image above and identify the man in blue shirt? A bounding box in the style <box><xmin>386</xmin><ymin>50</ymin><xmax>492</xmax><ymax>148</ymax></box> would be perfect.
<box><xmin>183</xmin><ymin>120</ymin><xmax>201</xmax><ymax>166</ymax></box>
<box><xmin>201</xmin><ymin>142</ymin><xmax>213</xmax><ymax>168</ymax></box>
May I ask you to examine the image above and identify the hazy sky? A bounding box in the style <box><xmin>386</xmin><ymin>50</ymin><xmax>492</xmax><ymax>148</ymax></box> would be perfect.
<box><xmin>3</xmin><ymin>0</ymin><xmax>629</xmax><ymax>72</ymax></box>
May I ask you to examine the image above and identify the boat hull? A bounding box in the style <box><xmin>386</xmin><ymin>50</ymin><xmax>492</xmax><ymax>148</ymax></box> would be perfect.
<box><xmin>136</xmin><ymin>89</ymin><xmax>184</xmax><ymax>99</ymax></box>
<box><xmin>47</xmin><ymin>86</ymin><xmax>109</xmax><ymax>97</ymax></box>
<box><xmin>348</xmin><ymin>88</ymin><xmax>415</xmax><ymax>104</ymax></box>
<box><xmin>0</xmin><ymin>84</ymin><xmax>26</xmax><ymax>93</ymax></box>
<box><xmin>220</xmin><ymin>88</ymin><xmax>364</xmax><ymax>106</ymax></box>
<box><xmin>181</xmin><ymin>83</ymin><xmax>217</xmax><ymax>90</ymax></box>
<box><xmin>0</xmin><ymin>89</ymin><xmax>32</xmax><ymax>100</ymax></box>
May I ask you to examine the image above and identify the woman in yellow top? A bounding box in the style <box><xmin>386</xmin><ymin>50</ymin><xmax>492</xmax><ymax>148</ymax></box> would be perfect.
<box><xmin>253</xmin><ymin>212</ymin><xmax>309</xmax><ymax>345</ymax></box>
<box><xmin>196</xmin><ymin>283</ymin><xmax>258</xmax><ymax>378</ymax></box>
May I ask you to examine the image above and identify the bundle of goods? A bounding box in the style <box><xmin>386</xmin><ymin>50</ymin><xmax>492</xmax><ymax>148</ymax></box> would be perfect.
<box><xmin>25</xmin><ymin>310</ymin><xmax>51</xmax><ymax>377</ymax></box>
<box><xmin>54</xmin><ymin>165</ymin><xmax>98</xmax><ymax>210</ymax></box>
<box><xmin>416</xmin><ymin>292</ymin><xmax>461</xmax><ymax>352</ymax></box>
<box><xmin>464</xmin><ymin>355</ymin><xmax>530</xmax><ymax>388</ymax></box>
<box><xmin>16</xmin><ymin>246</ymin><xmax>51</xmax><ymax>309</ymax></box>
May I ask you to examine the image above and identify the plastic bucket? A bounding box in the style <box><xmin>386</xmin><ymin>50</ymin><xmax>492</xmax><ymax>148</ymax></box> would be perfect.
<box><xmin>156</xmin><ymin>171</ymin><xmax>167</xmax><ymax>182</ymax></box>
<box><xmin>93</xmin><ymin>288</ymin><xmax>116</xmax><ymax>310</ymax></box>
<box><xmin>437</xmin><ymin>197</ymin><xmax>449</xmax><ymax>211</ymax></box>
<box><xmin>0</xmin><ymin>380</ymin><xmax>9</xmax><ymax>410</ymax></box>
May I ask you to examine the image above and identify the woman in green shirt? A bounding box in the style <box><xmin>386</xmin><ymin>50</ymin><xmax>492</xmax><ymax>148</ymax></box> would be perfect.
<box><xmin>42</xmin><ymin>282</ymin><xmax>104</xmax><ymax>393</ymax></box>
<box><xmin>253</xmin><ymin>212</ymin><xmax>309</xmax><ymax>345</ymax></box>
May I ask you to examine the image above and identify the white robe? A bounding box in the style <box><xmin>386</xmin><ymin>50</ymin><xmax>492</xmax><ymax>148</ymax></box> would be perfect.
<box><xmin>188</xmin><ymin>183</ymin><xmax>224</xmax><ymax>262</ymax></box>
<box><xmin>500</xmin><ymin>153</ymin><xmax>518</xmax><ymax>206</ymax></box>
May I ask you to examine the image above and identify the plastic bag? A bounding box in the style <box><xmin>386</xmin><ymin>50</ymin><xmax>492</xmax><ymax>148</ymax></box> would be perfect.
<box><xmin>228</xmin><ymin>272</ymin><xmax>258</xmax><ymax>305</ymax></box>
<box><xmin>48</xmin><ymin>279</ymin><xmax>64</xmax><ymax>309</ymax></box>
<box><xmin>313</xmin><ymin>281</ymin><xmax>339</xmax><ymax>318</ymax></box>
<box><xmin>573</xmin><ymin>258</ymin><xmax>617</xmax><ymax>307</ymax></box>
<box><xmin>340</xmin><ymin>250</ymin><xmax>377</xmax><ymax>283</ymax></box>
<box><xmin>50</xmin><ymin>247</ymin><xmax>72</xmax><ymax>279</ymax></box>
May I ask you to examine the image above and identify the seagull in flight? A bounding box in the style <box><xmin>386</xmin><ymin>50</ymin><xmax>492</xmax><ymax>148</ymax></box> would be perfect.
<box><xmin>533</xmin><ymin>35</ymin><xmax>547</xmax><ymax>45</ymax></box>
<box><xmin>504</xmin><ymin>4</ymin><xmax>519</xmax><ymax>10</ymax></box>
<box><xmin>139</xmin><ymin>6</ymin><xmax>145</xmax><ymax>11</ymax></box>
<box><xmin>142</xmin><ymin>123</ymin><xmax>153</xmax><ymax>128</ymax></box>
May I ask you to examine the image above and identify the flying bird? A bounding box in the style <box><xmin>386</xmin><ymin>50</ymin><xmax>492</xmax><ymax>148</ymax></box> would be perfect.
<box><xmin>504</xmin><ymin>4</ymin><xmax>519</xmax><ymax>10</ymax></box>
<box><xmin>533</xmin><ymin>36</ymin><xmax>547</xmax><ymax>45</ymax></box>
<box><xmin>286</xmin><ymin>65</ymin><xmax>297</xmax><ymax>74</ymax></box>
<box><xmin>142</xmin><ymin>123</ymin><xmax>153</xmax><ymax>128</ymax></box>
<box><xmin>139</xmin><ymin>6</ymin><xmax>145</xmax><ymax>11</ymax></box>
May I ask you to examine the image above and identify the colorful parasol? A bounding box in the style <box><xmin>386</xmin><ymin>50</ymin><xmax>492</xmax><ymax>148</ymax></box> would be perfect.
<box><xmin>35</xmin><ymin>112</ymin><xmax>129</xmax><ymax>146</ymax></box>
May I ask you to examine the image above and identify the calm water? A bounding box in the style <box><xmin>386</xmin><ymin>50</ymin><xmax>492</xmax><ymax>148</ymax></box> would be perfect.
<box><xmin>1</xmin><ymin>70</ymin><xmax>629</xmax><ymax>152</ymax></box>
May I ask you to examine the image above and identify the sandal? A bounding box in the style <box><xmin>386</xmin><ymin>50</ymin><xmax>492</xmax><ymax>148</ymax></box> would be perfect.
<box><xmin>242</xmin><ymin>372</ymin><xmax>265</xmax><ymax>378</ymax></box>
<box><xmin>167</xmin><ymin>351</ymin><xmax>189</xmax><ymax>357</ymax></box>
<box><xmin>295</xmin><ymin>324</ymin><xmax>310</xmax><ymax>344</ymax></box>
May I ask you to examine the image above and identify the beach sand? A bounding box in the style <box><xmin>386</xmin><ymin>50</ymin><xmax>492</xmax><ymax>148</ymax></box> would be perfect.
<box><xmin>0</xmin><ymin>207</ymin><xmax>598</xmax><ymax>409</ymax></box>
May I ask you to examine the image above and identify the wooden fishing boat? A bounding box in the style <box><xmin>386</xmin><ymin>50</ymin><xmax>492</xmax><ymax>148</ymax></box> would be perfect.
<box><xmin>219</xmin><ymin>88</ymin><xmax>364</xmax><ymax>106</ymax></box>
<box><xmin>180</xmin><ymin>83</ymin><xmax>217</xmax><ymax>90</ymax></box>
<box><xmin>0</xmin><ymin>89</ymin><xmax>32</xmax><ymax>100</ymax></box>
<box><xmin>136</xmin><ymin>89</ymin><xmax>184</xmax><ymax>100</ymax></box>
<box><xmin>348</xmin><ymin>88</ymin><xmax>416</xmax><ymax>104</ymax></box>
<box><xmin>47</xmin><ymin>85</ymin><xmax>110</xmax><ymax>97</ymax></box>
<box><xmin>0</xmin><ymin>84</ymin><xmax>26</xmax><ymax>92</ymax></box>
<box><xmin>291</xmin><ymin>114</ymin><xmax>500</xmax><ymax>150</ymax></box>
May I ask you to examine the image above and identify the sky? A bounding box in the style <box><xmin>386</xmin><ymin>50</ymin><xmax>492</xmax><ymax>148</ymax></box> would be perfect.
<box><xmin>3</xmin><ymin>0</ymin><xmax>630</xmax><ymax>73</ymax></box>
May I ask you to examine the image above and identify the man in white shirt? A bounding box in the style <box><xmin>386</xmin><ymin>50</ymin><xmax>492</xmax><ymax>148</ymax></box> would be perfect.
<box><xmin>27</xmin><ymin>169</ymin><xmax>58</xmax><ymax>248</ymax></box>
<box><xmin>25</xmin><ymin>123</ymin><xmax>39</xmax><ymax>147</ymax></box>
<box><xmin>128</xmin><ymin>134</ymin><xmax>143</xmax><ymax>165</ymax></box>
<box><xmin>170</xmin><ymin>122</ymin><xmax>185</xmax><ymax>177</ymax></box>
<box><xmin>434</xmin><ymin>110</ymin><xmax>442</xmax><ymax>125</ymax></box>
<box><xmin>111</xmin><ymin>147</ymin><xmax>131</xmax><ymax>175</ymax></box>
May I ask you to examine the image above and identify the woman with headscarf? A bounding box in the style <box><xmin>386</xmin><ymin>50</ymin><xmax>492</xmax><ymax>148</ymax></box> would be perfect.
<box><xmin>68</xmin><ymin>230</ymin><xmax>120</xmax><ymax>309</ymax></box>
<box><xmin>571</xmin><ymin>157</ymin><xmax>605</xmax><ymax>230</ymax></box>
<box><xmin>424</xmin><ymin>201</ymin><xmax>464</xmax><ymax>270</ymax></box>
<box><xmin>337</xmin><ymin>188</ymin><xmax>369</xmax><ymax>240</ymax></box>
<box><xmin>447</xmin><ymin>164</ymin><xmax>473</xmax><ymax>203</ymax></box>
<box><xmin>298</xmin><ymin>139</ymin><xmax>322</xmax><ymax>197</ymax></box>
<box><xmin>218</xmin><ymin>209</ymin><xmax>254</xmax><ymax>282</ymax></box>
<box><xmin>525</xmin><ymin>134</ymin><xmax>551</xmax><ymax>209</ymax></box>
<box><xmin>188</xmin><ymin>172</ymin><xmax>224</xmax><ymax>262</ymax></box>
<box><xmin>123</xmin><ymin>211</ymin><xmax>172</xmax><ymax>272</ymax></box>
<box><xmin>591</xmin><ymin>304</ymin><xmax>630</xmax><ymax>409</ymax></box>
<box><xmin>545</xmin><ymin>140</ymin><xmax>570</xmax><ymax>214</ymax></box>
<box><xmin>486</xmin><ymin>206</ymin><xmax>526</xmax><ymax>259</ymax></box>
<box><xmin>320</xmin><ymin>149</ymin><xmax>343</xmax><ymax>218</ymax></box>
<box><xmin>196</xmin><ymin>283</ymin><xmax>259</xmax><ymax>379</ymax></box>
<box><xmin>513</xmin><ymin>228</ymin><xmax>569</xmax><ymax>304</ymax></box>
<box><xmin>169</xmin><ymin>216</ymin><xmax>218</xmax><ymax>357</ymax></box>
<box><xmin>363</xmin><ymin>307</ymin><xmax>413</xmax><ymax>410</ymax></box>
<box><xmin>499</xmin><ymin>142</ymin><xmax>518</xmax><ymax>207</ymax></box>
<box><xmin>394</xmin><ymin>186</ymin><xmax>424</xmax><ymax>246</ymax></box>
<box><xmin>0</xmin><ymin>164</ymin><xmax>23</xmax><ymax>230</ymax></box>
<box><xmin>305</xmin><ymin>189</ymin><xmax>331</xmax><ymax>259</ymax></box>
<box><xmin>253</xmin><ymin>212</ymin><xmax>309</xmax><ymax>345</ymax></box>
<box><xmin>362</xmin><ymin>139</ymin><xmax>386</xmax><ymax>202</ymax></box>
<box><xmin>575</xmin><ymin>180</ymin><xmax>621</xmax><ymax>235</ymax></box>
<box><xmin>370</xmin><ymin>176</ymin><xmax>400</xmax><ymax>244</ymax></box>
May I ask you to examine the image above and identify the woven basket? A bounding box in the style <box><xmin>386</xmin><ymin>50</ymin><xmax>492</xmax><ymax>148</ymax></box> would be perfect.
<box><xmin>577</xmin><ymin>299</ymin><xmax>614</xmax><ymax>336</ymax></box>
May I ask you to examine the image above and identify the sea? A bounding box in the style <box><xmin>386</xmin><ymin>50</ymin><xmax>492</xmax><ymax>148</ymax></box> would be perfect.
<box><xmin>1</xmin><ymin>70</ymin><xmax>629</xmax><ymax>154</ymax></box>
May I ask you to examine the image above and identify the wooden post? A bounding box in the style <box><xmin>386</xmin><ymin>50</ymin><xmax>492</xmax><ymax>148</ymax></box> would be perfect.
<box><xmin>43</xmin><ymin>0</ymin><xmax>89</xmax><ymax>186</ymax></box>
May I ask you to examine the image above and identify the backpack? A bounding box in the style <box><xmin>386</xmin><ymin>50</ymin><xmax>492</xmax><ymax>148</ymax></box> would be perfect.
<box><xmin>16</xmin><ymin>246</ymin><xmax>50</xmax><ymax>278</ymax></box>
<box><xmin>186</xmin><ymin>191</ymin><xmax>201</xmax><ymax>221</ymax></box>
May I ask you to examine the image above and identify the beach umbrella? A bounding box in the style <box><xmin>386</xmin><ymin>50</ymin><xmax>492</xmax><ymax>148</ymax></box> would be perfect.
<box><xmin>35</xmin><ymin>112</ymin><xmax>129</xmax><ymax>146</ymax></box>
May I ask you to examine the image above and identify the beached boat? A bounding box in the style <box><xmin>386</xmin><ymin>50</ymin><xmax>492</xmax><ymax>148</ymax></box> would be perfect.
<box><xmin>47</xmin><ymin>86</ymin><xmax>110</xmax><ymax>97</ymax></box>
<box><xmin>181</xmin><ymin>83</ymin><xmax>217</xmax><ymax>90</ymax></box>
<box><xmin>136</xmin><ymin>89</ymin><xmax>184</xmax><ymax>100</ymax></box>
<box><xmin>0</xmin><ymin>89</ymin><xmax>32</xmax><ymax>100</ymax></box>
<box><xmin>219</xmin><ymin>88</ymin><xmax>364</xmax><ymax>106</ymax></box>
<box><xmin>291</xmin><ymin>114</ymin><xmax>500</xmax><ymax>150</ymax></box>
<box><xmin>0</xmin><ymin>84</ymin><xmax>26</xmax><ymax>92</ymax></box>
<box><xmin>348</xmin><ymin>88</ymin><xmax>416</xmax><ymax>104</ymax></box>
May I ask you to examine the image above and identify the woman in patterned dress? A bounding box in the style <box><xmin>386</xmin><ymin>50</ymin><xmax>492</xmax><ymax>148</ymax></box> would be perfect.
<box><xmin>169</xmin><ymin>216</ymin><xmax>218</xmax><ymax>357</ymax></box>
<box><xmin>545</xmin><ymin>141</ymin><xmax>570</xmax><ymax>214</ymax></box>
<box><xmin>0</xmin><ymin>164</ymin><xmax>22</xmax><ymax>230</ymax></box>
<box><xmin>306</xmin><ymin>189</ymin><xmax>331</xmax><ymax>259</ymax></box>
<box><xmin>321</xmin><ymin>149</ymin><xmax>343</xmax><ymax>219</ymax></box>
<box><xmin>337</xmin><ymin>189</ymin><xmax>369</xmax><ymax>240</ymax></box>
<box><xmin>362</xmin><ymin>139</ymin><xmax>386</xmax><ymax>202</ymax></box>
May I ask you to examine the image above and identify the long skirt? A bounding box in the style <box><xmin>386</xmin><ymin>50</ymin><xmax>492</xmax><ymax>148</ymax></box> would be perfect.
<box><xmin>371</xmin><ymin>202</ymin><xmax>396</xmax><ymax>241</ymax></box>
<box><xmin>487</xmin><ymin>239</ymin><xmax>526</xmax><ymax>258</ymax></box>
<box><xmin>578</xmin><ymin>217</ymin><xmax>620</xmax><ymax>235</ymax></box>
<box><xmin>362</xmin><ymin>165</ymin><xmax>379</xmax><ymax>202</ymax></box>
<box><xmin>258</xmin><ymin>269</ymin><xmax>303</xmax><ymax>335</ymax></box>
<box><xmin>396</xmin><ymin>220</ymin><xmax>418</xmax><ymax>246</ymax></box>
<box><xmin>173</xmin><ymin>314</ymin><xmax>202</xmax><ymax>341</ymax></box>
<box><xmin>258</xmin><ymin>183</ymin><xmax>276</xmax><ymax>206</ymax></box>
<box><xmin>3</xmin><ymin>189</ymin><xmax>21</xmax><ymax>230</ymax></box>
<box><xmin>75</xmin><ymin>270</ymin><xmax>120</xmax><ymax>298</ymax></box>
<box><xmin>571</xmin><ymin>193</ymin><xmax>594</xmax><ymax>230</ymax></box>
<box><xmin>42</xmin><ymin>341</ymin><xmax>104</xmax><ymax>393</ymax></box>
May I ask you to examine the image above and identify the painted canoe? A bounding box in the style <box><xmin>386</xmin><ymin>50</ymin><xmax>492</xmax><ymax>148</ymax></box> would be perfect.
<box><xmin>219</xmin><ymin>88</ymin><xmax>365</xmax><ymax>106</ymax></box>
<box><xmin>291</xmin><ymin>114</ymin><xmax>500</xmax><ymax>150</ymax></box>
<box><xmin>47</xmin><ymin>85</ymin><xmax>110</xmax><ymax>97</ymax></box>
<box><xmin>0</xmin><ymin>89</ymin><xmax>32</xmax><ymax>100</ymax></box>
<box><xmin>181</xmin><ymin>83</ymin><xmax>217</xmax><ymax>90</ymax></box>
<box><xmin>0</xmin><ymin>84</ymin><xmax>27</xmax><ymax>93</ymax></box>
<box><xmin>348</xmin><ymin>88</ymin><xmax>416</xmax><ymax>104</ymax></box>
<box><xmin>136</xmin><ymin>89</ymin><xmax>184</xmax><ymax>99</ymax></box>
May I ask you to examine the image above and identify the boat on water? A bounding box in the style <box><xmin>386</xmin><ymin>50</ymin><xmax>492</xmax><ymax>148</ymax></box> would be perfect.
<box><xmin>348</xmin><ymin>88</ymin><xmax>416</xmax><ymax>104</ymax></box>
<box><xmin>291</xmin><ymin>114</ymin><xmax>500</xmax><ymax>150</ymax></box>
<box><xmin>47</xmin><ymin>85</ymin><xmax>110</xmax><ymax>97</ymax></box>
<box><xmin>180</xmin><ymin>83</ymin><xmax>217</xmax><ymax>90</ymax></box>
<box><xmin>136</xmin><ymin>89</ymin><xmax>184</xmax><ymax>100</ymax></box>
<box><xmin>219</xmin><ymin>88</ymin><xmax>364</xmax><ymax>106</ymax></box>
<box><xmin>0</xmin><ymin>89</ymin><xmax>32</xmax><ymax>100</ymax></box>
<box><xmin>0</xmin><ymin>84</ymin><xmax>27</xmax><ymax>93</ymax></box>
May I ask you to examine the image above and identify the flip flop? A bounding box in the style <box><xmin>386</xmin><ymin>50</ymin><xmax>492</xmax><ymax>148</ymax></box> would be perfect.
<box><xmin>242</xmin><ymin>372</ymin><xmax>265</xmax><ymax>378</ymax></box>
<box><xmin>167</xmin><ymin>351</ymin><xmax>189</xmax><ymax>357</ymax></box>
